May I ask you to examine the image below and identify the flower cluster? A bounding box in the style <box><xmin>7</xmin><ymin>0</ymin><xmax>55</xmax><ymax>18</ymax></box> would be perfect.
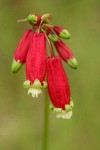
<box><xmin>11</xmin><ymin>13</ymin><xmax>78</xmax><ymax>119</ymax></box>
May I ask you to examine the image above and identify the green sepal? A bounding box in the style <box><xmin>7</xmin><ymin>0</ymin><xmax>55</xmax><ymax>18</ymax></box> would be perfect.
<box><xmin>27</xmin><ymin>14</ymin><xmax>37</xmax><ymax>25</ymax></box>
<box><xmin>70</xmin><ymin>99</ymin><xmax>74</xmax><ymax>107</ymax></box>
<box><xmin>50</xmin><ymin>105</ymin><xmax>62</xmax><ymax>112</ymax></box>
<box><xmin>50</xmin><ymin>100</ymin><xmax>74</xmax><ymax>119</ymax></box>
<box><xmin>68</xmin><ymin>57</ymin><xmax>78</xmax><ymax>69</ymax></box>
<box><xmin>50</xmin><ymin>100</ymin><xmax>74</xmax><ymax>113</ymax></box>
<box><xmin>23</xmin><ymin>80</ymin><xmax>31</xmax><ymax>88</ymax></box>
<box><xmin>23</xmin><ymin>79</ymin><xmax>47</xmax><ymax>89</ymax></box>
<box><xmin>48</xmin><ymin>33</ymin><xmax>58</xmax><ymax>42</ymax></box>
<box><xmin>11</xmin><ymin>59</ymin><xmax>22</xmax><ymax>73</ymax></box>
<box><xmin>59</xmin><ymin>29</ymin><xmax>71</xmax><ymax>39</ymax></box>
<box><xmin>50</xmin><ymin>105</ymin><xmax>54</xmax><ymax>111</ymax></box>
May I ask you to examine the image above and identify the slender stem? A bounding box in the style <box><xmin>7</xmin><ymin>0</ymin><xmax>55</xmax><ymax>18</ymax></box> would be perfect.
<box><xmin>17</xmin><ymin>18</ymin><xmax>27</xmax><ymax>23</ymax></box>
<box><xmin>42</xmin><ymin>91</ymin><xmax>49</xmax><ymax>150</ymax></box>
<box><xmin>38</xmin><ymin>20</ymin><xmax>43</xmax><ymax>33</ymax></box>
<box><xmin>41</xmin><ymin>29</ymin><xmax>54</xmax><ymax>57</ymax></box>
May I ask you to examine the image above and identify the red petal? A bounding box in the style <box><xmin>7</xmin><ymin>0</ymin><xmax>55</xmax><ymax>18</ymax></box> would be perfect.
<box><xmin>53</xmin><ymin>26</ymin><xmax>64</xmax><ymax>35</ymax></box>
<box><xmin>54</xmin><ymin>39</ymin><xmax>74</xmax><ymax>62</ymax></box>
<box><xmin>26</xmin><ymin>32</ymin><xmax>47</xmax><ymax>84</ymax></box>
<box><xmin>47</xmin><ymin>56</ymin><xmax>70</xmax><ymax>110</ymax></box>
<box><xmin>14</xmin><ymin>30</ymin><xmax>32</xmax><ymax>63</ymax></box>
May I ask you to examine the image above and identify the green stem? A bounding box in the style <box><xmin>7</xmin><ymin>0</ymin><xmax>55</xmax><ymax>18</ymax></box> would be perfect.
<box><xmin>42</xmin><ymin>91</ymin><xmax>49</xmax><ymax>150</ymax></box>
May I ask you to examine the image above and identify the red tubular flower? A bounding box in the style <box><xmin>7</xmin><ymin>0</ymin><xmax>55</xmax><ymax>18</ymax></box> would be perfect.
<box><xmin>24</xmin><ymin>32</ymin><xmax>47</xmax><ymax>97</ymax></box>
<box><xmin>11</xmin><ymin>13</ymin><xmax>77</xmax><ymax>120</ymax></box>
<box><xmin>53</xmin><ymin>26</ymin><xmax>70</xmax><ymax>39</ymax></box>
<box><xmin>47</xmin><ymin>56</ymin><xmax>74</xmax><ymax>119</ymax></box>
<box><xmin>54</xmin><ymin>39</ymin><xmax>78</xmax><ymax>69</ymax></box>
<box><xmin>11</xmin><ymin>30</ymin><xmax>32</xmax><ymax>73</ymax></box>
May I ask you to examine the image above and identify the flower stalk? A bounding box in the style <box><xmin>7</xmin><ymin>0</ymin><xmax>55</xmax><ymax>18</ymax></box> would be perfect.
<box><xmin>41</xmin><ymin>28</ymin><xmax>54</xmax><ymax>57</ymax></box>
<box><xmin>11</xmin><ymin>12</ymin><xmax>78</xmax><ymax>150</ymax></box>
<box><xmin>42</xmin><ymin>91</ymin><xmax>50</xmax><ymax>150</ymax></box>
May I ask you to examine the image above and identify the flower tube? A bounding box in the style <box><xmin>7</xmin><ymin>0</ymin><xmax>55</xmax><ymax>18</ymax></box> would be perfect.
<box><xmin>54</xmin><ymin>39</ymin><xmax>78</xmax><ymax>69</ymax></box>
<box><xmin>11</xmin><ymin>30</ymin><xmax>32</xmax><ymax>73</ymax></box>
<box><xmin>53</xmin><ymin>26</ymin><xmax>70</xmax><ymax>39</ymax></box>
<box><xmin>47</xmin><ymin>56</ymin><xmax>74</xmax><ymax>119</ymax></box>
<box><xmin>24</xmin><ymin>32</ymin><xmax>47</xmax><ymax>98</ymax></box>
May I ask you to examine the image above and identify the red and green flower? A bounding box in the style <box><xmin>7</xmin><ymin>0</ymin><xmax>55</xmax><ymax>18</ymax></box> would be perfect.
<box><xmin>11</xmin><ymin>13</ymin><xmax>77</xmax><ymax>119</ymax></box>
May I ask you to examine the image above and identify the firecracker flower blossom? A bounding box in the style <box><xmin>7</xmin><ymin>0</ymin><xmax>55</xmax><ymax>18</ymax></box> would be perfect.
<box><xmin>53</xmin><ymin>26</ymin><xmax>71</xmax><ymax>39</ymax></box>
<box><xmin>11</xmin><ymin>13</ymin><xmax>78</xmax><ymax>119</ymax></box>
<box><xmin>47</xmin><ymin>56</ymin><xmax>74</xmax><ymax>119</ymax></box>
<box><xmin>54</xmin><ymin>39</ymin><xmax>78</xmax><ymax>69</ymax></box>
<box><xmin>46</xmin><ymin>28</ymin><xmax>77</xmax><ymax>69</ymax></box>
<box><xmin>11</xmin><ymin>29</ymin><xmax>32</xmax><ymax>73</ymax></box>
<box><xmin>24</xmin><ymin>32</ymin><xmax>47</xmax><ymax>97</ymax></box>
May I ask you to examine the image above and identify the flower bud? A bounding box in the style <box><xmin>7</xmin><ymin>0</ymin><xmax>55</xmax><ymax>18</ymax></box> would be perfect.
<box><xmin>53</xmin><ymin>26</ymin><xmax>71</xmax><ymax>39</ymax></box>
<box><xmin>11</xmin><ymin>30</ymin><xmax>32</xmax><ymax>73</ymax></box>
<box><xmin>27</xmin><ymin>14</ymin><xmax>41</xmax><ymax>26</ymax></box>
<box><xmin>41</xmin><ymin>13</ymin><xmax>52</xmax><ymax>23</ymax></box>
<box><xmin>54</xmin><ymin>39</ymin><xmax>78</xmax><ymax>69</ymax></box>
<box><xmin>68</xmin><ymin>57</ymin><xmax>78</xmax><ymax>69</ymax></box>
<box><xmin>46</xmin><ymin>29</ymin><xmax>58</xmax><ymax>42</ymax></box>
<box><xmin>11</xmin><ymin>60</ymin><xmax>22</xmax><ymax>73</ymax></box>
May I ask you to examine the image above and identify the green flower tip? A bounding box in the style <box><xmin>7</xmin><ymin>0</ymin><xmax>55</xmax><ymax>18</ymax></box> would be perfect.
<box><xmin>50</xmin><ymin>100</ymin><xmax>74</xmax><ymax>119</ymax></box>
<box><xmin>23</xmin><ymin>79</ymin><xmax>47</xmax><ymax>98</ymax></box>
<box><xmin>23</xmin><ymin>80</ymin><xmax>30</xmax><ymax>88</ymax></box>
<box><xmin>23</xmin><ymin>79</ymin><xmax>47</xmax><ymax>89</ymax></box>
<box><xmin>41</xmin><ymin>13</ymin><xmax>52</xmax><ymax>23</ymax></box>
<box><xmin>68</xmin><ymin>57</ymin><xmax>78</xmax><ymax>69</ymax></box>
<box><xmin>48</xmin><ymin>33</ymin><xmax>58</xmax><ymax>42</ymax></box>
<box><xmin>60</xmin><ymin>29</ymin><xmax>71</xmax><ymax>39</ymax></box>
<box><xmin>27</xmin><ymin>14</ymin><xmax>37</xmax><ymax>25</ymax></box>
<box><xmin>11</xmin><ymin>59</ymin><xmax>22</xmax><ymax>73</ymax></box>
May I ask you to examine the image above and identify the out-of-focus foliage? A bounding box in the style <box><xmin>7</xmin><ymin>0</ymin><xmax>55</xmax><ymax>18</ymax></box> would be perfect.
<box><xmin>0</xmin><ymin>0</ymin><xmax>100</xmax><ymax>150</ymax></box>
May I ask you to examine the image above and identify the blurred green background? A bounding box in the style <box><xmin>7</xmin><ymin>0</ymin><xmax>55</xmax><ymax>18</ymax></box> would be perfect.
<box><xmin>0</xmin><ymin>0</ymin><xmax>100</xmax><ymax>150</ymax></box>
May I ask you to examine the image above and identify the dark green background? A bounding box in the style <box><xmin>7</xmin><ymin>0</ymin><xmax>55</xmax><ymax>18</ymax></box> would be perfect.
<box><xmin>0</xmin><ymin>0</ymin><xmax>100</xmax><ymax>150</ymax></box>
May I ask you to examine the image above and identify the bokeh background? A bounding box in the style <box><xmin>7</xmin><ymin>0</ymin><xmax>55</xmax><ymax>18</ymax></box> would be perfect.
<box><xmin>0</xmin><ymin>0</ymin><xmax>100</xmax><ymax>150</ymax></box>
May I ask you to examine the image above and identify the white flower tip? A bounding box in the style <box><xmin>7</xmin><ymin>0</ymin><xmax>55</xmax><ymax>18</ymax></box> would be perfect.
<box><xmin>56</xmin><ymin>111</ymin><xmax>73</xmax><ymax>119</ymax></box>
<box><xmin>28</xmin><ymin>88</ymin><xmax>42</xmax><ymax>98</ymax></box>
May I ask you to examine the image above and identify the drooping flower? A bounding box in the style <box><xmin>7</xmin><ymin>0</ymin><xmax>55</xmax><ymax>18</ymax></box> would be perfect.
<box><xmin>11</xmin><ymin>13</ymin><xmax>78</xmax><ymax>119</ymax></box>
<box><xmin>54</xmin><ymin>39</ymin><xmax>78</xmax><ymax>69</ymax></box>
<box><xmin>47</xmin><ymin>56</ymin><xmax>74</xmax><ymax>119</ymax></box>
<box><xmin>23</xmin><ymin>32</ymin><xmax>47</xmax><ymax>98</ymax></box>
<box><xmin>53</xmin><ymin>26</ymin><xmax>70</xmax><ymax>39</ymax></box>
<box><xmin>11</xmin><ymin>29</ymin><xmax>32</xmax><ymax>73</ymax></box>
<box><xmin>46</xmin><ymin>28</ymin><xmax>78</xmax><ymax>69</ymax></box>
<box><xmin>46</xmin><ymin>25</ymin><xmax>70</xmax><ymax>42</ymax></box>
